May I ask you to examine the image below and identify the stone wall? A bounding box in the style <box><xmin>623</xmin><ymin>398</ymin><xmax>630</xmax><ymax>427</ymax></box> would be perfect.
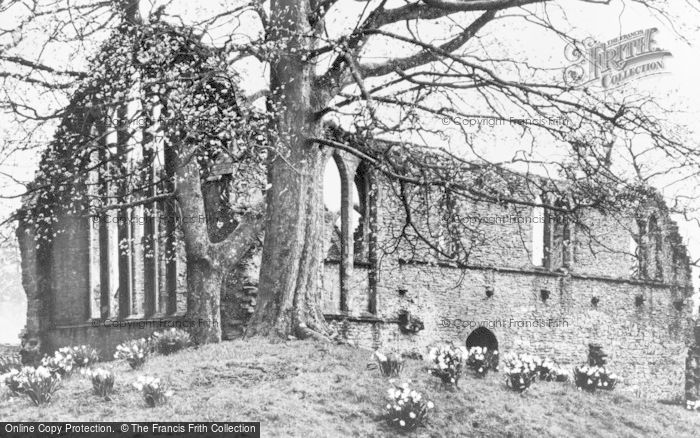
<box><xmin>221</xmin><ymin>249</ymin><xmax>261</xmax><ymax>340</ymax></box>
<box><xmin>50</xmin><ymin>214</ymin><xmax>90</xmax><ymax>325</ymax></box>
<box><xmin>16</xmin><ymin>217</ymin><xmax>48</xmax><ymax>363</ymax></box>
<box><xmin>320</xmin><ymin>172</ymin><xmax>695</xmax><ymax>400</ymax></box>
<box><xmin>324</xmin><ymin>260</ymin><xmax>693</xmax><ymax>399</ymax></box>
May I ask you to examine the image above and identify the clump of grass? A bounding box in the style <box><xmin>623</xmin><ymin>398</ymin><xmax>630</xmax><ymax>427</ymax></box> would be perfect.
<box><xmin>151</xmin><ymin>328</ymin><xmax>192</xmax><ymax>356</ymax></box>
<box><xmin>41</xmin><ymin>348</ymin><xmax>75</xmax><ymax>377</ymax></box>
<box><xmin>115</xmin><ymin>339</ymin><xmax>150</xmax><ymax>369</ymax></box>
<box><xmin>22</xmin><ymin>366</ymin><xmax>62</xmax><ymax>406</ymax></box>
<box><xmin>133</xmin><ymin>375</ymin><xmax>172</xmax><ymax>407</ymax></box>
<box><xmin>533</xmin><ymin>356</ymin><xmax>569</xmax><ymax>382</ymax></box>
<box><xmin>85</xmin><ymin>368</ymin><xmax>115</xmax><ymax>398</ymax></box>
<box><xmin>3</xmin><ymin>367</ymin><xmax>30</xmax><ymax>395</ymax></box>
<box><xmin>372</xmin><ymin>350</ymin><xmax>403</xmax><ymax>377</ymax></box>
<box><xmin>70</xmin><ymin>345</ymin><xmax>100</xmax><ymax>368</ymax></box>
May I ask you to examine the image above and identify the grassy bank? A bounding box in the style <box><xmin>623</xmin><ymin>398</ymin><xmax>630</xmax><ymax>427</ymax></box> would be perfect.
<box><xmin>1</xmin><ymin>340</ymin><xmax>698</xmax><ymax>437</ymax></box>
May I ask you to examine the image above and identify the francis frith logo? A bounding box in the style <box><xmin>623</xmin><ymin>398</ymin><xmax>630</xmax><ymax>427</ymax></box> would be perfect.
<box><xmin>563</xmin><ymin>28</ymin><xmax>672</xmax><ymax>88</ymax></box>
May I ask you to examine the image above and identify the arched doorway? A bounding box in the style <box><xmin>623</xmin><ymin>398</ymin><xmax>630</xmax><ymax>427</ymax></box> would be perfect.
<box><xmin>466</xmin><ymin>327</ymin><xmax>499</xmax><ymax>367</ymax></box>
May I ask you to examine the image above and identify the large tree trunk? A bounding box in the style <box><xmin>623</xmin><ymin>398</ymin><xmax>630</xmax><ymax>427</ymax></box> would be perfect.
<box><xmin>174</xmin><ymin>143</ymin><xmax>224</xmax><ymax>344</ymax></box>
<box><xmin>246</xmin><ymin>141</ymin><xmax>329</xmax><ymax>340</ymax></box>
<box><xmin>185</xmin><ymin>255</ymin><xmax>225</xmax><ymax>344</ymax></box>
<box><xmin>246</xmin><ymin>0</ymin><xmax>330</xmax><ymax>340</ymax></box>
<box><xmin>175</xmin><ymin>139</ymin><xmax>265</xmax><ymax>344</ymax></box>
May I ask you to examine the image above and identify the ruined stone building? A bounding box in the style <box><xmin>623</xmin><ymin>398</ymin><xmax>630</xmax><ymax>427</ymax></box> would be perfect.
<box><xmin>14</xmin><ymin>21</ymin><xmax>699</xmax><ymax>401</ymax></box>
<box><xmin>316</xmin><ymin>146</ymin><xmax>696</xmax><ymax>400</ymax></box>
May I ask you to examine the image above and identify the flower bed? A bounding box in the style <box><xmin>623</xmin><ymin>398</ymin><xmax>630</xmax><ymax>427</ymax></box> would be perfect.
<box><xmin>115</xmin><ymin>339</ymin><xmax>151</xmax><ymax>369</ymax></box>
<box><xmin>533</xmin><ymin>356</ymin><xmax>569</xmax><ymax>382</ymax></box>
<box><xmin>502</xmin><ymin>353</ymin><xmax>538</xmax><ymax>392</ymax></box>
<box><xmin>151</xmin><ymin>328</ymin><xmax>192</xmax><ymax>355</ymax></box>
<box><xmin>373</xmin><ymin>350</ymin><xmax>403</xmax><ymax>377</ymax></box>
<box><xmin>428</xmin><ymin>344</ymin><xmax>467</xmax><ymax>386</ymax></box>
<box><xmin>466</xmin><ymin>346</ymin><xmax>497</xmax><ymax>378</ymax></box>
<box><xmin>85</xmin><ymin>368</ymin><xmax>115</xmax><ymax>398</ymax></box>
<box><xmin>70</xmin><ymin>345</ymin><xmax>100</xmax><ymax>368</ymax></box>
<box><xmin>41</xmin><ymin>348</ymin><xmax>75</xmax><ymax>377</ymax></box>
<box><xmin>133</xmin><ymin>375</ymin><xmax>173</xmax><ymax>407</ymax></box>
<box><xmin>2</xmin><ymin>367</ymin><xmax>31</xmax><ymax>395</ymax></box>
<box><xmin>574</xmin><ymin>365</ymin><xmax>618</xmax><ymax>391</ymax></box>
<box><xmin>22</xmin><ymin>366</ymin><xmax>62</xmax><ymax>405</ymax></box>
<box><xmin>383</xmin><ymin>382</ymin><xmax>433</xmax><ymax>431</ymax></box>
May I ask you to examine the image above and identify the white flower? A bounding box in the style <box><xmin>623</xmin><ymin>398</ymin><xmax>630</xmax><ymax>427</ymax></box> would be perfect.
<box><xmin>409</xmin><ymin>412</ymin><xmax>416</xmax><ymax>419</ymax></box>
<box><xmin>374</xmin><ymin>351</ymin><xmax>387</xmax><ymax>362</ymax></box>
<box><xmin>36</xmin><ymin>366</ymin><xmax>53</xmax><ymax>379</ymax></box>
<box><xmin>427</xmin><ymin>401</ymin><xmax>434</xmax><ymax>409</ymax></box>
<box><xmin>399</xmin><ymin>420</ymin><xmax>406</xmax><ymax>427</ymax></box>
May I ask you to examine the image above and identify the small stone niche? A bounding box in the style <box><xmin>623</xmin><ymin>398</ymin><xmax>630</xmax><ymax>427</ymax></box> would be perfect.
<box><xmin>673</xmin><ymin>299</ymin><xmax>684</xmax><ymax>311</ymax></box>
<box><xmin>540</xmin><ymin>289</ymin><xmax>550</xmax><ymax>302</ymax></box>
<box><xmin>398</xmin><ymin>310</ymin><xmax>424</xmax><ymax>334</ymax></box>
<box><xmin>591</xmin><ymin>296</ymin><xmax>600</xmax><ymax>307</ymax></box>
<box><xmin>588</xmin><ymin>343</ymin><xmax>608</xmax><ymax>366</ymax></box>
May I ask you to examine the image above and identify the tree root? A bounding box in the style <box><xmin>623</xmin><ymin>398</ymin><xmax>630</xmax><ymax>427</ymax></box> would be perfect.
<box><xmin>295</xmin><ymin>322</ymin><xmax>333</xmax><ymax>343</ymax></box>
